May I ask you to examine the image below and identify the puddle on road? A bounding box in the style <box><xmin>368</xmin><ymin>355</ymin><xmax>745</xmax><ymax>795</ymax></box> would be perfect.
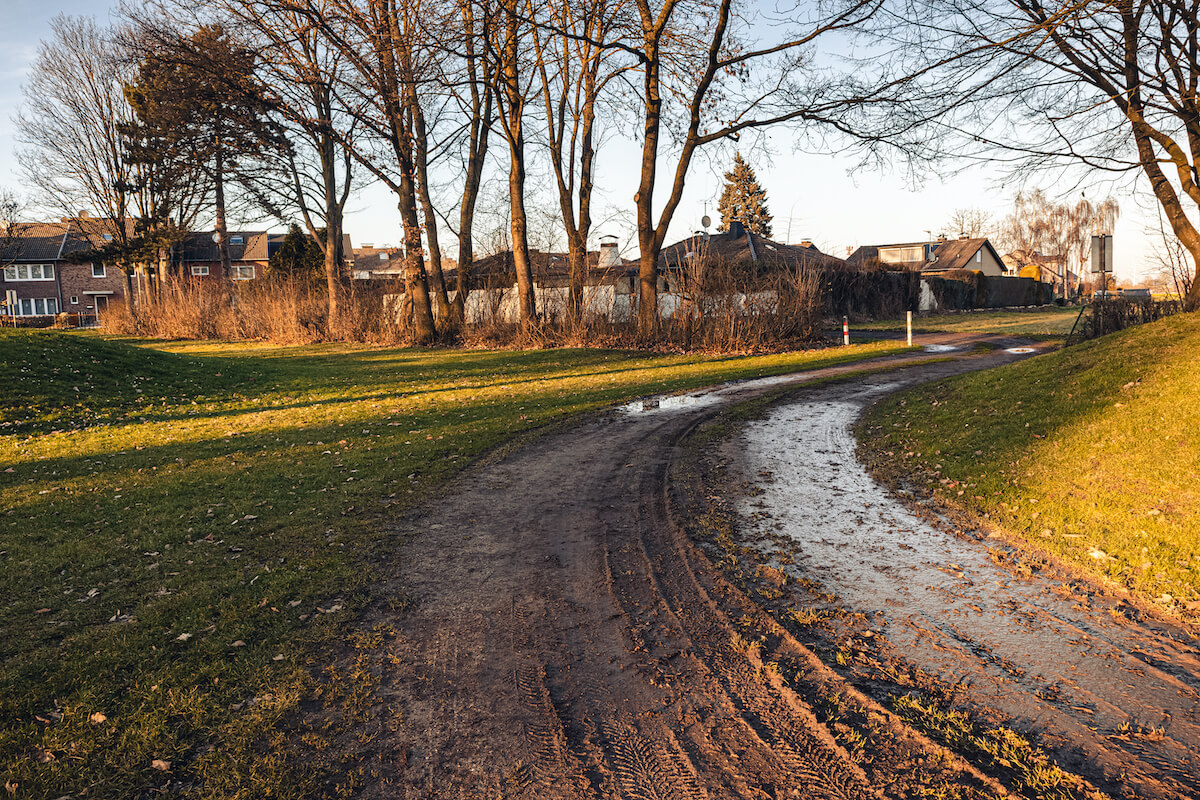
<box><xmin>735</xmin><ymin>382</ymin><xmax>1200</xmax><ymax>797</ymax></box>
<box><xmin>922</xmin><ymin>344</ymin><xmax>959</xmax><ymax>353</ymax></box>
<box><xmin>1006</xmin><ymin>346</ymin><xmax>1036</xmax><ymax>354</ymax></box>
<box><xmin>618</xmin><ymin>374</ymin><xmax>800</xmax><ymax>415</ymax></box>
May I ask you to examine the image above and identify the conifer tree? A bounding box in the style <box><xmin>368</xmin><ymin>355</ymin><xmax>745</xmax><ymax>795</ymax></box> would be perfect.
<box><xmin>716</xmin><ymin>153</ymin><xmax>772</xmax><ymax>237</ymax></box>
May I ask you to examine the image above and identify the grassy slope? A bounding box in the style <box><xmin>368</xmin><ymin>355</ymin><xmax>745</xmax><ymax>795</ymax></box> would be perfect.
<box><xmin>868</xmin><ymin>307</ymin><xmax>1081</xmax><ymax>337</ymax></box>
<box><xmin>861</xmin><ymin>312</ymin><xmax>1200</xmax><ymax>617</ymax></box>
<box><xmin>0</xmin><ymin>329</ymin><xmax>907</xmax><ymax>799</ymax></box>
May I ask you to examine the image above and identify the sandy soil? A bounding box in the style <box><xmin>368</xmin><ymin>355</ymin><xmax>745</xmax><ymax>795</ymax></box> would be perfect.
<box><xmin>314</xmin><ymin>335</ymin><xmax>1193</xmax><ymax>798</ymax></box>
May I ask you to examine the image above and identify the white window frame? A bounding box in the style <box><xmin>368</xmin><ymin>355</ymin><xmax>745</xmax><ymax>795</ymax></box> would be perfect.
<box><xmin>70</xmin><ymin>296</ymin><xmax>79</xmax><ymax>305</ymax></box>
<box><xmin>92</xmin><ymin>263</ymin><xmax>106</xmax><ymax>278</ymax></box>
<box><xmin>4</xmin><ymin>264</ymin><xmax>55</xmax><ymax>281</ymax></box>
<box><xmin>191</xmin><ymin>265</ymin><xmax>210</xmax><ymax>276</ymax></box>
<box><xmin>231</xmin><ymin>264</ymin><xmax>255</xmax><ymax>280</ymax></box>
<box><xmin>15</xmin><ymin>297</ymin><xmax>59</xmax><ymax>316</ymax></box>
<box><xmin>975</xmin><ymin>251</ymin><xmax>982</xmax><ymax>263</ymax></box>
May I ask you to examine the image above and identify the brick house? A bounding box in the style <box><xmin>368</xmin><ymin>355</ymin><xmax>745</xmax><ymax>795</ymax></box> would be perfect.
<box><xmin>1</xmin><ymin>219</ymin><xmax>125</xmax><ymax>321</ymax></box>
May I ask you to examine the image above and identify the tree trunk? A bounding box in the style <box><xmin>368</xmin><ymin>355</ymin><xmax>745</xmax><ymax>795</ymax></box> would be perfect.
<box><xmin>399</xmin><ymin>184</ymin><xmax>437</xmax><ymax>343</ymax></box>
<box><xmin>214</xmin><ymin>135</ymin><xmax>233</xmax><ymax>281</ymax></box>
<box><xmin>499</xmin><ymin>3</ymin><xmax>536</xmax><ymax>324</ymax></box>
<box><xmin>123</xmin><ymin>269</ymin><xmax>136</xmax><ymax>319</ymax></box>
<box><xmin>413</xmin><ymin>102</ymin><xmax>452</xmax><ymax>327</ymax></box>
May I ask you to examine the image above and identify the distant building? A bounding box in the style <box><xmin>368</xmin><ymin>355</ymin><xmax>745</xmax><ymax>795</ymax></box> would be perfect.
<box><xmin>1</xmin><ymin>218</ymin><xmax>124</xmax><ymax>321</ymax></box>
<box><xmin>847</xmin><ymin>235</ymin><xmax>1006</xmax><ymax>277</ymax></box>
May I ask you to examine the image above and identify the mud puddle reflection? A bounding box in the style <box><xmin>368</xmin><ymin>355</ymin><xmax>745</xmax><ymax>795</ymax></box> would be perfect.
<box><xmin>735</xmin><ymin>380</ymin><xmax>1200</xmax><ymax>799</ymax></box>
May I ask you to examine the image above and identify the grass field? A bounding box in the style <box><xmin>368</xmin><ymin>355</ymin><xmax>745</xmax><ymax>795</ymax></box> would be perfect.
<box><xmin>861</xmin><ymin>312</ymin><xmax>1200</xmax><ymax>618</ymax></box>
<box><xmin>0</xmin><ymin>329</ymin><xmax>908</xmax><ymax>798</ymax></box>
<box><xmin>869</xmin><ymin>307</ymin><xmax>1082</xmax><ymax>337</ymax></box>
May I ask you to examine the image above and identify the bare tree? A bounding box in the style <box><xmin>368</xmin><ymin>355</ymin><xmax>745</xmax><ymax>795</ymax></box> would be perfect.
<box><xmin>489</xmin><ymin>0</ymin><xmax>539</xmax><ymax>324</ymax></box>
<box><xmin>1152</xmin><ymin>210</ymin><xmax>1194</xmax><ymax>301</ymax></box>
<box><xmin>946</xmin><ymin>207</ymin><xmax>991</xmax><ymax>238</ymax></box>
<box><xmin>904</xmin><ymin>0</ymin><xmax>1200</xmax><ymax>309</ymax></box>
<box><xmin>528</xmin><ymin>0</ymin><xmax>628</xmax><ymax>316</ymax></box>
<box><xmin>996</xmin><ymin>189</ymin><xmax>1119</xmax><ymax>298</ymax></box>
<box><xmin>18</xmin><ymin>15</ymin><xmax>147</xmax><ymax>314</ymax></box>
<box><xmin>625</xmin><ymin>0</ymin><xmax>912</xmax><ymax>333</ymax></box>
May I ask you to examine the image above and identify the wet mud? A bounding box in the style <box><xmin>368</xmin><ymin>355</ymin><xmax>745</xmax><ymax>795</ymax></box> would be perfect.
<box><xmin>731</xmin><ymin>373</ymin><xmax>1200</xmax><ymax>799</ymax></box>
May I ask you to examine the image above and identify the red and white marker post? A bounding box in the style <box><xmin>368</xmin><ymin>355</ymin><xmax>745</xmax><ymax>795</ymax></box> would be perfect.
<box><xmin>842</xmin><ymin>316</ymin><xmax>849</xmax><ymax>346</ymax></box>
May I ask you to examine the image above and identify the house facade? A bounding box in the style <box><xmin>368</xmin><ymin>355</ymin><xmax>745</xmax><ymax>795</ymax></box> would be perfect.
<box><xmin>1</xmin><ymin>220</ymin><xmax>125</xmax><ymax>321</ymax></box>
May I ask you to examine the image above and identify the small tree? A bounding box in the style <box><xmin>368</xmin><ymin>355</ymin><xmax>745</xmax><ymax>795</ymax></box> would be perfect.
<box><xmin>717</xmin><ymin>154</ymin><xmax>773</xmax><ymax>237</ymax></box>
<box><xmin>267</xmin><ymin>223</ymin><xmax>324</xmax><ymax>283</ymax></box>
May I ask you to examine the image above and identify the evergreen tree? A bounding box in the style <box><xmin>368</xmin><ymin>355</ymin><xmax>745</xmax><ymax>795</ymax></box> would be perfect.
<box><xmin>267</xmin><ymin>224</ymin><xmax>324</xmax><ymax>283</ymax></box>
<box><xmin>716</xmin><ymin>153</ymin><xmax>773</xmax><ymax>237</ymax></box>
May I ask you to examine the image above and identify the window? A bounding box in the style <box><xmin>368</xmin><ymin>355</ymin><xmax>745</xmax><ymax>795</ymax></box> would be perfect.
<box><xmin>15</xmin><ymin>297</ymin><xmax>58</xmax><ymax>316</ymax></box>
<box><xmin>4</xmin><ymin>264</ymin><xmax>55</xmax><ymax>281</ymax></box>
<box><xmin>231</xmin><ymin>265</ymin><xmax>255</xmax><ymax>280</ymax></box>
<box><xmin>975</xmin><ymin>251</ymin><xmax>982</xmax><ymax>263</ymax></box>
<box><xmin>92</xmin><ymin>263</ymin><xmax>106</xmax><ymax>278</ymax></box>
<box><xmin>191</xmin><ymin>265</ymin><xmax>210</xmax><ymax>276</ymax></box>
<box><xmin>102</xmin><ymin>233</ymin><xmax>113</xmax><ymax>241</ymax></box>
<box><xmin>230</xmin><ymin>235</ymin><xmax>244</xmax><ymax>244</ymax></box>
<box><xmin>70</xmin><ymin>296</ymin><xmax>79</xmax><ymax>305</ymax></box>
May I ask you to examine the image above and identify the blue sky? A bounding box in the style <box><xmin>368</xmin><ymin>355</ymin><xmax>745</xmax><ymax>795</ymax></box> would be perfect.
<box><xmin>1</xmin><ymin>2</ymin><xmax>1158</xmax><ymax>281</ymax></box>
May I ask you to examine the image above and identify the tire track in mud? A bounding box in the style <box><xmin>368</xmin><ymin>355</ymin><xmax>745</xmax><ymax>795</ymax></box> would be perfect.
<box><xmin>728</xmin><ymin>372</ymin><xmax>1200</xmax><ymax>800</ymax></box>
<box><xmin>343</xmin><ymin>339</ymin><xmax>1069</xmax><ymax>798</ymax></box>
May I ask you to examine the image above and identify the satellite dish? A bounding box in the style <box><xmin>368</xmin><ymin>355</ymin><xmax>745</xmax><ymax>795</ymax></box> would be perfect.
<box><xmin>212</xmin><ymin>232</ymin><xmax>221</xmax><ymax>243</ymax></box>
<box><xmin>701</xmin><ymin>215</ymin><xmax>711</xmax><ymax>229</ymax></box>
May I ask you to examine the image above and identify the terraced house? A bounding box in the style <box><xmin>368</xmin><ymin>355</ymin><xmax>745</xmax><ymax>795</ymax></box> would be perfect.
<box><xmin>0</xmin><ymin>218</ymin><xmax>124</xmax><ymax>322</ymax></box>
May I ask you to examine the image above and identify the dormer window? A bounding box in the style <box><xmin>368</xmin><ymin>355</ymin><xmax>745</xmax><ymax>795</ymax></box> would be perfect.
<box><xmin>102</xmin><ymin>233</ymin><xmax>112</xmax><ymax>241</ymax></box>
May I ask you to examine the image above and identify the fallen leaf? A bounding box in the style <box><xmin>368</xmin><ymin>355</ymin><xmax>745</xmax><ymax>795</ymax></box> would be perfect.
<box><xmin>230</xmin><ymin>640</ymin><xmax>246</xmax><ymax>647</ymax></box>
<box><xmin>151</xmin><ymin>759</ymin><xmax>171</xmax><ymax>771</ymax></box>
<box><xmin>89</xmin><ymin>712</ymin><xmax>107</xmax><ymax>725</ymax></box>
<box><xmin>175</xmin><ymin>633</ymin><xmax>192</xmax><ymax>642</ymax></box>
<box><xmin>34</xmin><ymin>748</ymin><xmax>55</xmax><ymax>764</ymax></box>
<box><xmin>272</xmin><ymin>654</ymin><xmax>284</xmax><ymax>661</ymax></box>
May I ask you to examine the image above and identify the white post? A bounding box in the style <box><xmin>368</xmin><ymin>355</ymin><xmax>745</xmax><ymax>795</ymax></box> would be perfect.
<box><xmin>843</xmin><ymin>316</ymin><xmax>849</xmax><ymax>346</ymax></box>
<box><xmin>907</xmin><ymin>310</ymin><xmax>913</xmax><ymax>347</ymax></box>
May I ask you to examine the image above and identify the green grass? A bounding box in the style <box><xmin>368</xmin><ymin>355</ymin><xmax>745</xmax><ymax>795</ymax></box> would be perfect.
<box><xmin>0</xmin><ymin>329</ymin><xmax>907</xmax><ymax>798</ymax></box>
<box><xmin>868</xmin><ymin>307</ymin><xmax>1082</xmax><ymax>337</ymax></box>
<box><xmin>861</xmin><ymin>312</ymin><xmax>1200</xmax><ymax>616</ymax></box>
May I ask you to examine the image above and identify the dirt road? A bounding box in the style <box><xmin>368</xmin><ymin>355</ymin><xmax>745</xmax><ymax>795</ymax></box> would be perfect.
<box><xmin>335</xmin><ymin>337</ymin><xmax>1194</xmax><ymax>798</ymax></box>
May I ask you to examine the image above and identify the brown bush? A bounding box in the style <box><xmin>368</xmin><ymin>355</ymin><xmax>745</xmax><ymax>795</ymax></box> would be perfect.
<box><xmin>102</xmin><ymin>261</ymin><xmax>828</xmax><ymax>354</ymax></box>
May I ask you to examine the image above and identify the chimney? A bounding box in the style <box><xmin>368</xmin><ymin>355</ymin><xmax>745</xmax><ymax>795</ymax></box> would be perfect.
<box><xmin>937</xmin><ymin>234</ymin><xmax>948</xmax><ymax>243</ymax></box>
<box><xmin>729</xmin><ymin>220</ymin><xmax>745</xmax><ymax>239</ymax></box>
<box><xmin>800</xmin><ymin>240</ymin><xmax>813</xmax><ymax>249</ymax></box>
<box><xmin>598</xmin><ymin>235</ymin><xmax>621</xmax><ymax>269</ymax></box>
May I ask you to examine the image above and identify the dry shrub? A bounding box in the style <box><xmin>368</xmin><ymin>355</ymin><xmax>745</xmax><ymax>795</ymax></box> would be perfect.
<box><xmin>102</xmin><ymin>260</ymin><xmax>828</xmax><ymax>353</ymax></box>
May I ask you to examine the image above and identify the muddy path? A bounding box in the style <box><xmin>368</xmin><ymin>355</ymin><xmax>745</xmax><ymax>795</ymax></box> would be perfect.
<box><xmin>721</xmin><ymin>369</ymin><xmax>1200</xmax><ymax>800</ymax></box>
<box><xmin>317</xmin><ymin>335</ymin><xmax>1115</xmax><ymax>799</ymax></box>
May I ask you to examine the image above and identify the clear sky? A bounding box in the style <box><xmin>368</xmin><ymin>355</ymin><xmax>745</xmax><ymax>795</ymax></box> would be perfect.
<box><xmin>1</xmin><ymin>1</ymin><xmax>1159</xmax><ymax>283</ymax></box>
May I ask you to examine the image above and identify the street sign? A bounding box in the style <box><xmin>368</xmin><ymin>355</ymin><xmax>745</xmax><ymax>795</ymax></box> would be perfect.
<box><xmin>1090</xmin><ymin>235</ymin><xmax>1113</xmax><ymax>274</ymax></box>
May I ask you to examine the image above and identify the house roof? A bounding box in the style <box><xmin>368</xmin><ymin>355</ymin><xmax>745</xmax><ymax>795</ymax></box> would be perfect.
<box><xmin>660</xmin><ymin>231</ymin><xmax>850</xmax><ymax>271</ymax></box>
<box><xmin>0</xmin><ymin>218</ymin><xmax>133</xmax><ymax>263</ymax></box>
<box><xmin>178</xmin><ymin>230</ymin><xmax>277</xmax><ymax>262</ymax></box>
<box><xmin>922</xmin><ymin>237</ymin><xmax>999</xmax><ymax>273</ymax></box>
